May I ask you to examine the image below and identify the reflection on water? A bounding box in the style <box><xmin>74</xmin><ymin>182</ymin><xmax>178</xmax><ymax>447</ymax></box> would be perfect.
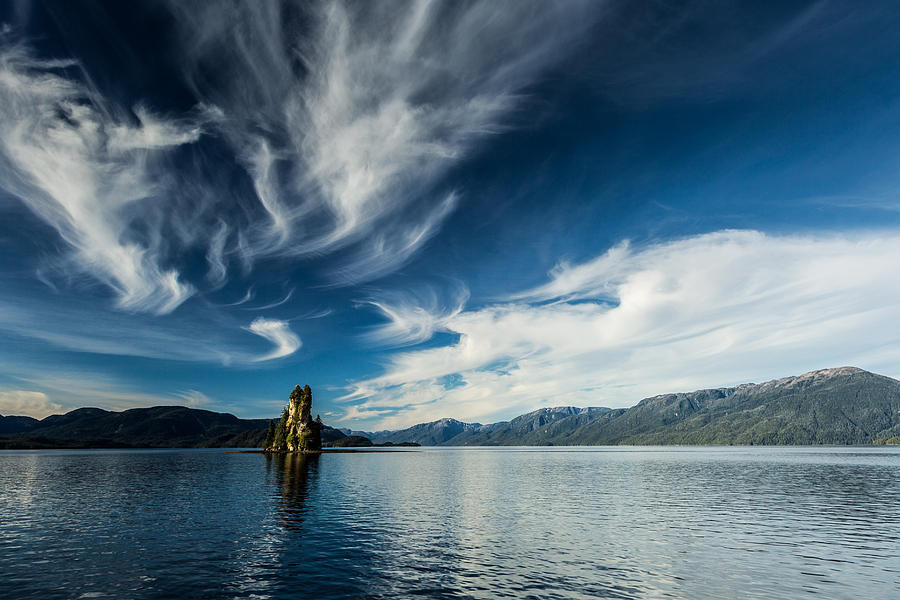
<box><xmin>267</xmin><ymin>452</ymin><xmax>319</xmax><ymax>530</ymax></box>
<box><xmin>0</xmin><ymin>446</ymin><xmax>898</xmax><ymax>599</ymax></box>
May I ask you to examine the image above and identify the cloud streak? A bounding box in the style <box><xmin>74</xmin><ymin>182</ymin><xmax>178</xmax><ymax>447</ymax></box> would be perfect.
<box><xmin>363</xmin><ymin>281</ymin><xmax>470</xmax><ymax>346</ymax></box>
<box><xmin>0</xmin><ymin>0</ymin><xmax>602</xmax><ymax>325</ymax></box>
<box><xmin>0</xmin><ymin>44</ymin><xmax>201</xmax><ymax>314</ymax></box>
<box><xmin>174</xmin><ymin>389</ymin><xmax>213</xmax><ymax>408</ymax></box>
<box><xmin>167</xmin><ymin>0</ymin><xmax>599</xmax><ymax>283</ymax></box>
<box><xmin>343</xmin><ymin>230</ymin><xmax>900</xmax><ymax>428</ymax></box>
<box><xmin>246</xmin><ymin>317</ymin><xmax>302</xmax><ymax>362</ymax></box>
<box><xmin>0</xmin><ymin>290</ymin><xmax>294</xmax><ymax>365</ymax></box>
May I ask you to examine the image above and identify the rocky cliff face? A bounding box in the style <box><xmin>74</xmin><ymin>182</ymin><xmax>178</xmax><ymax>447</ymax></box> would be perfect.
<box><xmin>265</xmin><ymin>385</ymin><xmax>323</xmax><ymax>452</ymax></box>
<box><xmin>286</xmin><ymin>385</ymin><xmax>322</xmax><ymax>452</ymax></box>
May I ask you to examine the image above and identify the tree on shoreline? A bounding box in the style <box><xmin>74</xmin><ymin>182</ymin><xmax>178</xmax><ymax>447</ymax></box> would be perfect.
<box><xmin>272</xmin><ymin>407</ymin><xmax>288</xmax><ymax>451</ymax></box>
<box><xmin>262</xmin><ymin>419</ymin><xmax>276</xmax><ymax>449</ymax></box>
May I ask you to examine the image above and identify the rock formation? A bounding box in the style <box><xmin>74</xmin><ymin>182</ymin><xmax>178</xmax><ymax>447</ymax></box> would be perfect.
<box><xmin>264</xmin><ymin>385</ymin><xmax>322</xmax><ymax>452</ymax></box>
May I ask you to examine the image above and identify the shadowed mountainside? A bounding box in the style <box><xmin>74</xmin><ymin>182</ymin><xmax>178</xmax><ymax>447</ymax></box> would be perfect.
<box><xmin>0</xmin><ymin>406</ymin><xmax>346</xmax><ymax>449</ymax></box>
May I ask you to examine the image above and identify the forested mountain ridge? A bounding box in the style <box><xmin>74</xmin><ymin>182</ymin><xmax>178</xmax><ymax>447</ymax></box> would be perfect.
<box><xmin>561</xmin><ymin>367</ymin><xmax>900</xmax><ymax>445</ymax></box>
<box><xmin>0</xmin><ymin>406</ymin><xmax>272</xmax><ymax>448</ymax></box>
<box><xmin>0</xmin><ymin>406</ymin><xmax>346</xmax><ymax>449</ymax></box>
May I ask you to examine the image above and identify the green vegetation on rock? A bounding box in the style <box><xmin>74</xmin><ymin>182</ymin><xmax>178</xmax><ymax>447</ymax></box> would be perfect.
<box><xmin>264</xmin><ymin>385</ymin><xmax>322</xmax><ymax>452</ymax></box>
<box><xmin>272</xmin><ymin>408</ymin><xmax>289</xmax><ymax>451</ymax></box>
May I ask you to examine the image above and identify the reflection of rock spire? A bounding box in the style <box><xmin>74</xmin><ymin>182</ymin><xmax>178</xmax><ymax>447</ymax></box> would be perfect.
<box><xmin>267</xmin><ymin>452</ymin><xmax>319</xmax><ymax>531</ymax></box>
<box><xmin>265</xmin><ymin>385</ymin><xmax>322</xmax><ymax>452</ymax></box>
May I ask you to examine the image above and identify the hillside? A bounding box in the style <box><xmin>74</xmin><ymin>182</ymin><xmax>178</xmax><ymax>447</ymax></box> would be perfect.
<box><xmin>566</xmin><ymin>367</ymin><xmax>900</xmax><ymax>445</ymax></box>
<box><xmin>0</xmin><ymin>406</ymin><xmax>350</xmax><ymax>449</ymax></box>
<box><xmin>0</xmin><ymin>414</ymin><xmax>41</xmax><ymax>435</ymax></box>
<box><xmin>375</xmin><ymin>367</ymin><xmax>900</xmax><ymax>446</ymax></box>
<box><xmin>369</xmin><ymin>418</ymin><xmax>485</xmax><ymax>445</ymax></box>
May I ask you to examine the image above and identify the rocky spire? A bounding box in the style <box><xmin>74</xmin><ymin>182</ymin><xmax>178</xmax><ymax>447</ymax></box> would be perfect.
<box><xmin>265</xmin><ymin>384</ymin><xmax>322</xmax><ymax>452</ymax></box>
<box><xmin>286</xmin><ymin>384</ymin><xmax>322</xmax><ymax>452</ymax></box>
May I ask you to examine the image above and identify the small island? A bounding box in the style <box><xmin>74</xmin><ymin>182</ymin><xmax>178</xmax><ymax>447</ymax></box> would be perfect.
<box><xmin>262</xmin><ymin>385</ymin><xmax>323</xmax><ymax>453</ymax></box>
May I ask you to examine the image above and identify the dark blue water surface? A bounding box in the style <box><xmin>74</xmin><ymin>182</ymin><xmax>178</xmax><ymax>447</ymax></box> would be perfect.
<box><xmin>1</xmin><ymin>446</ymin><xmax>898</xmax><ymax>599</ymax></box>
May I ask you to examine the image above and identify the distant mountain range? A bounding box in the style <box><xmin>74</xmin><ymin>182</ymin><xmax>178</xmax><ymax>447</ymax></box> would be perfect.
<box><xmin>2</xmin><ymin>367</ymin><xmax>899</xmax><ymax>448</ymax></box>
<box><xmin>342</xmin><ymin>406</ymin><xmax>615</xmax><ymax>446</ymax></box>
<box><xmin>347</xmin><ymin>367</ymin><xmax>900</xmax><ymax>446</ymax></box>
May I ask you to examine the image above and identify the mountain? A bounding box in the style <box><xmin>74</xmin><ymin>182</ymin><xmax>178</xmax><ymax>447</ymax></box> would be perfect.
<box><xmin>340</xmin><ymin>427</ymin><xmax>394</xmax><ymax>441</ymax></box>
<box><xmin>0</xmin><ymin>414</ymin><xmax>40</xmax><ymax>435</ymax></box>
<box><xmin>0</xmin><ymin>405</ymin><xmax>355</xmax><ymax>449</ymax></box>
<box><xmin>442</xmin><ymin>406</ymin><xmax>616</xmax><ymax>446</ymax></box>
<box><xmin>376</xmin><ymin>367</ymin><xmax>900</xmax><ymax>446</ymax></box>
<box><xmin>370</xmin><ymin>418</ymin><xmax>484</xmax><ymax>445</ymax></box>
<box><xmin>0</xmin><ymin>406</ymin><xmax>270</xmax><ymax>448</ymax></box>
<box><xmin>564</xmin><ymin>367</ymin><xmax>900</xmax><ymax>446</ymax></box>
<box><xmin>3</xmin><ymin>367</ymin><xmax>897</xmax><ymax>448</ymax></box>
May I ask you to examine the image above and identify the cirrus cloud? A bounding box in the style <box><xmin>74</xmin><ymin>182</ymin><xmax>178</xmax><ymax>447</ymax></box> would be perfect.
<box><xmin>166</xmin><ymin>0</ymin><xmax>600</xmax><ymax>283</ymax></box>
<box><xmin>0</xmin><ymin>0</ymin><xmax>603</xmax><ymax>319</ymax></box>
<box><xmin>0</xmin><ymin>44</ymin><xmax>201</xmax><ymax>314</ymax></box>
<box><xmin>342</xmin><ymin>229</ymin><xmax>900</xmax><ymax>429</ymax></box>
<box><xmin>246</xmin><ymin>317</ymin><xmax>302</xmax><ymax>362</ymax></box>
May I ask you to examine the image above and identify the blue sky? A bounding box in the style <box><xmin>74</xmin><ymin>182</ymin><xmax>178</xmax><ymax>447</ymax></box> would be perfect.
<box><xmin>2</xmin><ymin>1</ymin><xmax>900</xmax><ymax>428</ymax></box>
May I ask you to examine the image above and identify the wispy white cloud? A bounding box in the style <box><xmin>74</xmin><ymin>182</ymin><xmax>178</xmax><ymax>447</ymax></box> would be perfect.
<box><xmin>0</xmin><ymin>44</ymin><xmax>201</xmax><ymax>314</ymax></box>
<box><xmin>205</xmin><ymin>220</ymin><xmax>230</xmax><ymax>286</ymax></box>
<box><xmin>363</xmin><ymin>281</ymin><xmax>470</xmax><ymax>346</ymax></box>
<box><xmin>0</xmin><ymin>1</ymin><xmax>602</xmax><ymax>327</ymax></box>
<box><xmin>241</xmin><ymin>288</ymin><xmax>294</xmax><ymax>311</ymax></box>
<box><xmin>218</xmin><ymin>288</ymin><xmax>255</xmax><ymax>308</ymax></box>
<box><xmin>245</xmin><ymin>317</ymin><xmax>302</xmax><ymax>361</ymax></box>
<box><xmin>174</xmin><ymin>389</ymin><xmax>213</xmax><ymax>408</ymax></box>
<box><xmin>342</xmin><ymin>230</ymin><xmax>900</xmax><ymax>429</ymax></box>
<box><xmin>168</xmin><ymin>0</ymin><xmax>599</xmax><ymax>283</ymax></box>
<box><xmin>0</xmin><ymin>291</ymin><xmax>292</xmax><ymax>365</ymax></box>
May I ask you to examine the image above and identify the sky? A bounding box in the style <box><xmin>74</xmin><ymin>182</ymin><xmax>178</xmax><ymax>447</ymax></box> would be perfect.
<box><xmin>2</xmin><ymin>0</ymin><xmax>900</xmax><ymax>428</ymax></box>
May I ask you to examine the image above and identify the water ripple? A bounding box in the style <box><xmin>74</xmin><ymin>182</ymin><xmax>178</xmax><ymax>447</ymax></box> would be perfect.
<box><xmin>0</xmin><ymin>447</ymin><xmax>898</xmax><ymax>599</ymax></box>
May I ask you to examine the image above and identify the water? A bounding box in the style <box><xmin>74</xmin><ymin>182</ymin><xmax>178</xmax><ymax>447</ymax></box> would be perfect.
<box><xmin>1</xmin><ymin>447</ymin><xmax>898</xmax><ymax>600</ymax></box>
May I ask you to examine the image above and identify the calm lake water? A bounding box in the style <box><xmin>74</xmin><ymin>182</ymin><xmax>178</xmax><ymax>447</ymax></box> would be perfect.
<box><xmin>1</xmin><ymin>446</ymin><xmax>898</xmax><ymax>599</ymax></box>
